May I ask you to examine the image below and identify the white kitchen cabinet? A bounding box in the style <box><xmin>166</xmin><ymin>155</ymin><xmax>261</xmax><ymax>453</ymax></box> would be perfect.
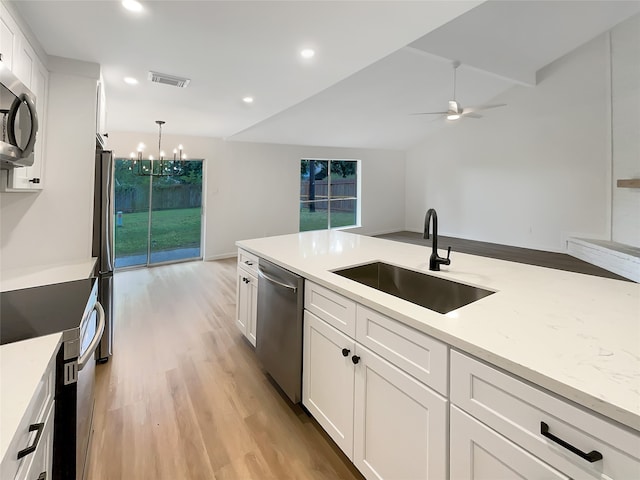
<box><xmin>303</xmin><ymin>310</ymin><xmax>356</xmax><ymax>457</ymax></box>
<box><xmin>303</xmin><ymin>281</ymin><xmax>448</xmax><ymax>479</ymax></box>
<box><xmin>0</xmin><ymin>3</ymin><xmax>18</xmax><ymax>70</ymax></box>
<box><xmin>1</xmin><ymin>346</ymin><xmax>56</xmax><ymax>480</ymax></box>
<box><xmin>236</xmin><ymin>249</ymin><xmax>259</xmax><ymax>346</ymax></box>
<box><xmin>0</xmin><ymin>4</ymin><xmax>49</xmax><ymax>192</ymax></box>
<box><xmin>354</xmin><ymin>345</ymin><xmax>447</xmax><ymax>480</ymax></box>
<box><xmin>450</xmin><ymin>350</ymin><xmax>640</xmax><ymax>480</ymax></box>
<box><xmin>450</xmin><ymin>405</ymin><xmax>569</xmax><ymax>480</ymax></box>
<box><xmin>14</xmin><ymin>402</ymin><xmax>54</xmax><ymax>480</ymax></box>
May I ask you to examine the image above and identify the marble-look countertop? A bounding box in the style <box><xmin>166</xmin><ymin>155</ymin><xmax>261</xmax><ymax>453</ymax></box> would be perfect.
<box><xmin>0</xmin><ymin>333</ymin><xmax>61</xmax><ymax>465</ymax></box>
<box><xmin>237</xmin><ymin>231</ymin><xmax>640</xmax><ymax>431</ymax></box>
<box><xmin>0</xmin><ymin>258</ymin><xmax>97</xmax><ymax>292</ymax></box>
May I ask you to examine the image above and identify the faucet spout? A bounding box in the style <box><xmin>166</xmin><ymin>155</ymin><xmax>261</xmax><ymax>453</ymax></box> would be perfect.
<box><xmin>423</xmin><ymin>208</ymin><xmax>451</xmax><ymax>271</ymax></box>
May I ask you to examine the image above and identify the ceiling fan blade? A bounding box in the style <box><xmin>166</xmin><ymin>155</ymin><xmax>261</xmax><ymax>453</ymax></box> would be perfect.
<box><xmin>462</xmin><ymin>112</ymin><xmax>483</xmax><ymax>119</ymax></box>
<box><xmin>410</xmin><ymin>111</ymin><xmax>449</xmax><ymax>116</ymax></box>
<box><xmin>465</xmin><ymin>103</ymin><xmax>507</xmax><ymax>113</ymax></box>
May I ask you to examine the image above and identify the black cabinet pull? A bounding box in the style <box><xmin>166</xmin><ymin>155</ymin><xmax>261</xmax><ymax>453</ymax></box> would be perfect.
<box><xmin>37</xmin><ymin>472</ymin><xmax>46</xmax><ymax>480</ymax></box>
<box><xmin>17</xmin><ymin>423</ymin><xmax>44</xmax><ymax>459</ymax></box>
<box><xmin>351</xmin><ymin>355</ymin><xmax>360</xmax><ymax>365</ymax></box>
<box><xmin>540</xmin><ymin>422</ymin><xmax>603</xmax><ymax>463</ymax></box>
<box><xmin>29</xmin><ymin>178</ymin><xmax>40</xmax><ymax>184</ymax></box>
<box><xmin>342</xmin><ymin>348</ymin><xmax>350</xmax><ymax>357</ymax></box>
<box><xmin>245</xmin><ymin>261</ymin><xmax>254</xmax><ymax>266</ymax></box>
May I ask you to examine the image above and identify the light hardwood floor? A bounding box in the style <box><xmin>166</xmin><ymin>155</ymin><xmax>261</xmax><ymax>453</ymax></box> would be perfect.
<box><xmin>86</xmin><ymin>259</ymin><xmax>363</xmax><ymax>480</ymax></box>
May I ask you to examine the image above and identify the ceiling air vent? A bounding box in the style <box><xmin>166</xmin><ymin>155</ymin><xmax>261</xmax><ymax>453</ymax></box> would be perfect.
<box><xmin>148</xmin><ymin>71</ymin><xmax>191</xmax><ymax>88</ymax></box>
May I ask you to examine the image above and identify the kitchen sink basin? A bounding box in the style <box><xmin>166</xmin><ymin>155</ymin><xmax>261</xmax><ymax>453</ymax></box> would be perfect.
<box><xmin>333</xmin><ymin>261</ymin><xmax>494</xmax><ymax>314</ymax></box>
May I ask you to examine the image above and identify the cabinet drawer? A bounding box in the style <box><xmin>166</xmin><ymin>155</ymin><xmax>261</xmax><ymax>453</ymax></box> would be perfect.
<box><xmin>450</xmin><ymin>405</ymin><xmax>569</xmax><ymax>480</ymax></box>
<box><xmin>237</xmin><ymin>249</ymin><xmax>259</xmax><ymax>274</ymax></box>
<box><xmin>15</xmin><ymin>402</ymin><xmax>54</xmax><ymax>480</ymax></box>
<box><xmin>304</xmin><ymin>281</ymin><xmax>356</xmax><ymax>338</ymax></box>
<box><xmin>451</xmin><ymin>350</ymin><xmax>640</xmax><ymax>480</ymax></box>
<box><xmin>2</xmin><ymin>355</ymin><xmax>55</xmax><ymax>480</ymax></box>
<box><xmin>356</xmin><ymin>305</ymin><xmax>448</xmax><ymax>395</ymax></box>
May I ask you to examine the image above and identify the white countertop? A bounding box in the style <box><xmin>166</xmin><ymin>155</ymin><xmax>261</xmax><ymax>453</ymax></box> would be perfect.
<box><xmin>237</xmin><ymin>231</ymin><xmax>640</xmax><ymax>431</ymax></box>
<box><xmin>0</xmin><ymin>258</ymin><xmax>97</xmax><ymax>292</ymax></box>
<box><xmin>0</xmin><ymin>257</ymin><xmax>96</xmax><ymax>464</ymax></box>
<box><xmin>0</xmin><ymin>333</ymin><xmax>61</xmax><ymax>463</ymax></box>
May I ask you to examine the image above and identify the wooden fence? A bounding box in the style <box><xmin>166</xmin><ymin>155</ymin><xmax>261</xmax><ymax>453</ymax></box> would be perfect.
<box><xmin>115</xmin><ymin>184</ymin><xmax>202</xmax><ymax>213</ymax></box>
<box><xmin>300</xmin><ymin>178</ymin><xmax>356</xmax><ymax>211</ymax></box>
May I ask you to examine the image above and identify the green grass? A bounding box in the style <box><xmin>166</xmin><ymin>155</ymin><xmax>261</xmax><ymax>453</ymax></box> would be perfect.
<box><xmin>115</xmin><ymin>207</ymin><xmax>201</xmax><ymax>256</ymax></box>
<box><xmin>300</xmin><ymin>210</ymin><xmax>356</xmax><ymax>232</ymax></box>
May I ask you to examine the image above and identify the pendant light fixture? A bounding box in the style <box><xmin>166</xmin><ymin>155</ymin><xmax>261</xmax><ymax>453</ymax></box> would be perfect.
<box><xmin>129</xmin><ymin>120</ymin><xmax>186</xmax><ymax>176</ymax></box>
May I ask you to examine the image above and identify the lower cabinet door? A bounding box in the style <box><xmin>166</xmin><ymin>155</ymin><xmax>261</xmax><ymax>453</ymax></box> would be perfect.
<box><xmin>353</xmin><ymin>345</ymin><xmax>448</xmax><ymax>480</ymax></box>
<box><xmin>303</xmin><ymin>311</ymin><xmax>356</xmax><ymax>458</ymax></box>
<box><xmin>236</xmin><ymin>269</ymin><xmax>249</xmax><ymax>335</ymax></box>
<box><xmin>450</xmin><ymin>406</ymin><xmax>569</xmax><ymax>480</ymax></box>
<box><xmin>246</xmin><ymin>272</ymin><xmax>258</xmax><ymax>346</ymax></box>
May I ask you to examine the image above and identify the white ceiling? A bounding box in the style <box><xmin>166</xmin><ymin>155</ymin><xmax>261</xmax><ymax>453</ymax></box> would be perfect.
<box><xmin>11</xmin><ymin>0</ymin><xmax>640</xmax><ymax>150</ymax></box>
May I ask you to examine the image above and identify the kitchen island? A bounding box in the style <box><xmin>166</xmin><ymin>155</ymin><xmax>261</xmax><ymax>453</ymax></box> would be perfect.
<box><xmin>237</xmin><ymin>230</ymin><xmax>639</xmax><ymax>478</ymax></box>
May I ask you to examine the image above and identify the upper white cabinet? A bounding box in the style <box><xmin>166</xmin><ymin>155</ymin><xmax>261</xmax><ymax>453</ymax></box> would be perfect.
<box><xmin>0</xmin><ymin>2</ymin><xmax>18</xmax><ymax>70</ymax></box>
<box><xmin>0</xmin><ymin>2</ymin><xmax>48</xmax><ymax>192</ymax></box>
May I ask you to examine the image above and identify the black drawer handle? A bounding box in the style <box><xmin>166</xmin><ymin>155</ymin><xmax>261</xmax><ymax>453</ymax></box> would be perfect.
<box><xmin>37</xmin><ymin>472</ymin><xmax>46</xmax><ymax>480</ymax></box>
<box><xmin>244</xmin><ymin>260</ymin><xmax>254</xmax><ymax>266</ymax></box>
<box><xmin>17</xmin><ymin>423</ymin><xmax>44</xmax><ymax>459</ymax></box>
<box><xmin>342</xmin><ymin>348</ymin><xmax>350</xmax><ymax>357</ymax></box>
<box><xmin>351</xmin><ymin>355</ymin><xmax>360</xmax><ymax>365</ymax></box>
<box><xmin>540</xmin><ymin>422</ymin><xmax>603</xmax><ymax>463</ymax></box>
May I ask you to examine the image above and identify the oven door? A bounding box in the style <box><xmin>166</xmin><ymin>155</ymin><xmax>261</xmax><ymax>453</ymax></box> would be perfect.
<box><xmin>76</xmin><ymin>302</ymin><xmax>105</xmax><ymax>480</ymax></box>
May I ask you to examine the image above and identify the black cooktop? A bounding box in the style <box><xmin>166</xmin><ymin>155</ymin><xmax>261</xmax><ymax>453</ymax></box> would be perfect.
<box><xmin>0</xmin><ymin>278</ymin><xmax>96</xmax><ymax>345</ymax></box>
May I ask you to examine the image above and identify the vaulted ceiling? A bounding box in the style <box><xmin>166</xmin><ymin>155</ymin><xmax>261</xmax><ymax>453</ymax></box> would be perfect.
<box><xmin>12</xmin><ymin>0</ymin><xmax>640</xmax><ymax>150</ymax></box>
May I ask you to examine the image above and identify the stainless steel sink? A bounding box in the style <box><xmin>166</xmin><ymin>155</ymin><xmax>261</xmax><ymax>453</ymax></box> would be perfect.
<box><xmin>333</xmin><ymin>261</ymin><xmax>494</xmax><ymax>314</ymax></box>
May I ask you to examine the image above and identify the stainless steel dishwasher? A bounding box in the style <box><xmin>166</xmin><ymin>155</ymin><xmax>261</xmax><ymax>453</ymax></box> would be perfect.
<box><xmin>256</xmin><ymin>259</ymin><xmax>304</xmax><ymax>403</ymax></box>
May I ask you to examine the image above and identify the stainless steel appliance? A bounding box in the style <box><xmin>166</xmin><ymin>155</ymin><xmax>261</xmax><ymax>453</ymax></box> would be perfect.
<box><xmin>256</xmin><ymin>259</ymin><xmax>304</xmax><ymax>403</ymax></box>
<box><xmin>92</xmin><ymin>135</ymin><xmax>114</xmax><ymax>361</ymax></box>
<box><xmin>0</xmin><ymin>56</ymin><xmax>38</xmax><ymax>169</ymax></box>
<box><xmin>0</xmin><ymin>278</ymin><xmax>105</xmax><ymax>480</ymax></box>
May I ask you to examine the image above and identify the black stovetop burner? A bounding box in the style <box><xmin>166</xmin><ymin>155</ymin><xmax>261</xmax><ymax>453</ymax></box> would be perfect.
<box><xmin>0</xmin><ymin>278</ymin><xmax>96</xmax><ymax>345</ymax></box>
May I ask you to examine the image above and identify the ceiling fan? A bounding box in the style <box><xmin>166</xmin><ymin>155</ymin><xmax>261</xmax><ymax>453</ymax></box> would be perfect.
<box><xmin>412</xmin><ymin>61</ymin><xmax>506</xmax><ymax>121</ymax></box>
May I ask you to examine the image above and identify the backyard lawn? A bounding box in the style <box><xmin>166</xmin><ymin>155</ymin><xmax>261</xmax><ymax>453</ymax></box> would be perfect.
<box><xmin>299</xmin><ymin>210</ymin><xmax>356</xmax><ymax>231</ymax></box>
<box><xmin>115</xmin><ymin>207</ymin><xmax>202</xmax><ymax>256</ymax></box>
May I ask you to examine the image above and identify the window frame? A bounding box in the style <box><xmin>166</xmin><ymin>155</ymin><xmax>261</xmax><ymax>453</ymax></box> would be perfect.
<box><xmin>299</xmin><ymin>158</ymin><xmax>361</xmax><ymax>232</ymax></box>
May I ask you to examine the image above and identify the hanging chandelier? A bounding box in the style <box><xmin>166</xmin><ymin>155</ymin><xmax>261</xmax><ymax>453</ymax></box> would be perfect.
<box><xmin>129</xmin><ymin>120</ymin><xmax>186</xmax><ymax>176</ymax></box>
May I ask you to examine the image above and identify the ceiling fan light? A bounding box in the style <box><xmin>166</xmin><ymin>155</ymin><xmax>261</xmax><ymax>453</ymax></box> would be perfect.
<box><xmin>447</xmin><ymin>114</ymin><xmax>461</xmax><ymax>120</ymax></box>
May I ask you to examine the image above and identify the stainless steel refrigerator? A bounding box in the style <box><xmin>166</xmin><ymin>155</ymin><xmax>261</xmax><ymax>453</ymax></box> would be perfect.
<box><xmin>92</xmin><ymin>135</ymin><xmax>114</xmax><ymax>362</ymax></box>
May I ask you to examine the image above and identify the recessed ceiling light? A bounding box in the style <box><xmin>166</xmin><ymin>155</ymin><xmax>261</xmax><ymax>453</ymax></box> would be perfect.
<box><xmin>122</xmin><ymin>0</ymin><xmax>143</xmax><ymax>12</ymax></box>
<box><xmin>300</xmin><ymin>49</ymin><xmax>315</xmax><ymax>59</ymax></box>
<box><xmin>124</xmin><ymin>77</ymin><xmax>139</xmax><ymax>85</ymax></box>
<box><xmin>242</xmin><ymin>96</ymin><xmax>254</xmax><ymax>104</ymax></box>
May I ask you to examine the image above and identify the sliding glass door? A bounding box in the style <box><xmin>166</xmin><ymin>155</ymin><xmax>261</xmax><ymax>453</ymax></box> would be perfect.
<box><xmin>113</xmin><ymin>159</ymin><xmax>203</xmax><ymax>269</ymax></box>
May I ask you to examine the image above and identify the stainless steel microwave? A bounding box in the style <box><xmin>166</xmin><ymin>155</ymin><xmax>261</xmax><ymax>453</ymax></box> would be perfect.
<box><xmin>0</xmin><ymin>58</ymin><xmax>39</xmax><ymax>169</ymax></box>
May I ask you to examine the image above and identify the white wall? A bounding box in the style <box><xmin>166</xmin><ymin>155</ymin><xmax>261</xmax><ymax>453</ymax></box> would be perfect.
<box><xmin>0</xmin><ymin>57</ymin><xmax>99</xmax><ymax>271</ymax></box>
<box><xmin>405</xmin><ymin>32</ymin><xmax>612</xmax><ymax>252</ymax></box>
<box><xmin>611</xmin><ymin>14</ymin><xmax>640</xmax><ymax>248</ymax></box>
<box><xmin>108</xmin><ymin>132</ymin><xmax>405</xmax><ymax>260</ymax></box>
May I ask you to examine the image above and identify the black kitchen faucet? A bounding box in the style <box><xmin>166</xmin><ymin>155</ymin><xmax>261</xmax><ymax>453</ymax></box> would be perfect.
<box><xmin>423</xmin><ymin>208</ymin><xmax>452</xmax><ymax>271</ymax></box>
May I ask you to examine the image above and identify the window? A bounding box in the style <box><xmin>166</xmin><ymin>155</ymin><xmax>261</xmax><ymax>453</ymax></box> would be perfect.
<box><xmin>300</xmin><ymin>159</ymin><xmax>359</xmax><ymax>232</ymax></box>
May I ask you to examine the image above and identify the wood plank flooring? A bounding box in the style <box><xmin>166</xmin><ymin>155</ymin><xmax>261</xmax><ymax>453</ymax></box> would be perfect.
<box><xmin>86</xmin><ymin>259</ymin><xmax>363</xmax><ymax>480</ymax></box>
